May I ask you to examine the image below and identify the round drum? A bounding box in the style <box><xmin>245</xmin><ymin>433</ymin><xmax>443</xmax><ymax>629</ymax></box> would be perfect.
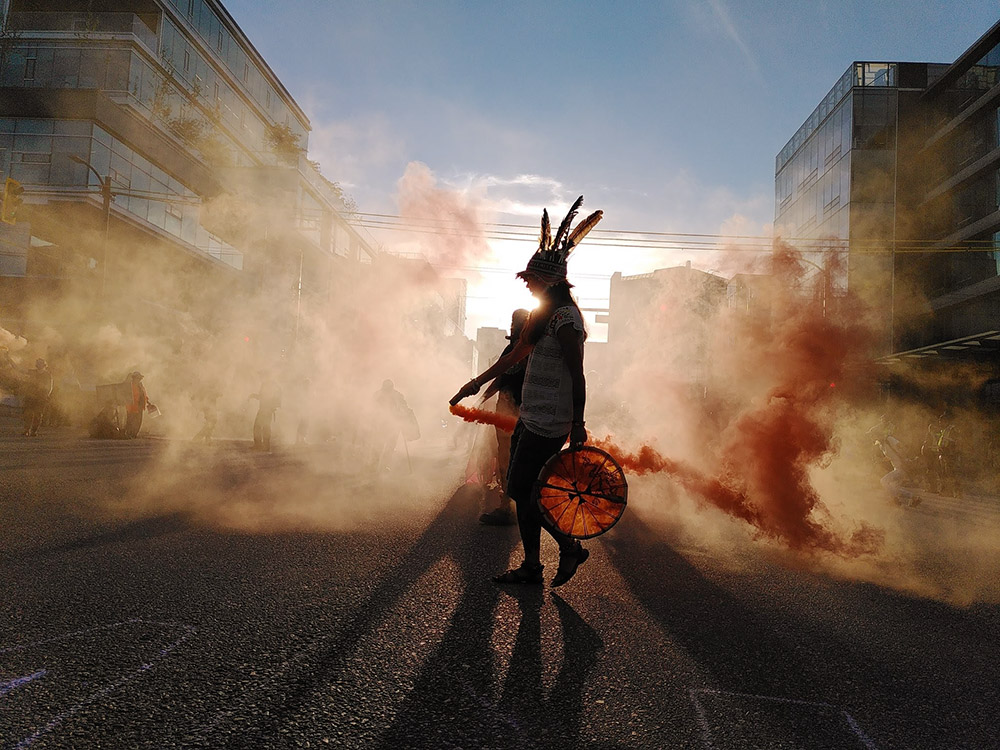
<box><xmin>534</xmin><ymin>446</ymin><xmax>628</xmax><ymax>539</ymax></box>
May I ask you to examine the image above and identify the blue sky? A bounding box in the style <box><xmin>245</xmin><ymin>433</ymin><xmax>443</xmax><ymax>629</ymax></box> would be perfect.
<box><xmin>224</xmin><ymin>0</ymin><xmax>1000</xmax><ymax>334</ymax></box>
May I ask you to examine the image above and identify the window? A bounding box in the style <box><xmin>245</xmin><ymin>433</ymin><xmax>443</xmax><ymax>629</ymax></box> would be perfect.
<box><xmin>24</xmin><ymin>58</ymin><xmax>36</xmax><ymax>81</ymax></box>
<box><xmin>187</xmin><ymin>0</ymin><xmax>194</xmax><ymax>18</ymax></box>
<box><xmin>183</xmin><ymin>50</ymin><xmax>190</xmax><ymax>73</ymax></box>
<box><xmin>242</xmin><ymin>63</ymin><xmax>248</xmax><ymax>83</ymax></box>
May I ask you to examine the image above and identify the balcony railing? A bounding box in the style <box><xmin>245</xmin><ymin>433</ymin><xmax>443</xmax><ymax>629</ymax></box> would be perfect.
<box><xmin>7</xmin><ymin>11</ymin><xmax>158</xmax><ymax>55</ymax></box>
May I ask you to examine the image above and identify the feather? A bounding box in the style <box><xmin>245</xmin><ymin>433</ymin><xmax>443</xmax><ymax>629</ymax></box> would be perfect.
<box><xmin>565</xmin><ymin>210</ymin><xmax>603</xmax><ymax>251</ymax></box>
<box><xmin>539</xmin><ymin>209</ymin><xmax>551</xmax><ymax>251</ymax></box>
<box><xmin>551</xmin><ymin>195</ymin><xmax>584</xmax><ymax>251</ymax></box>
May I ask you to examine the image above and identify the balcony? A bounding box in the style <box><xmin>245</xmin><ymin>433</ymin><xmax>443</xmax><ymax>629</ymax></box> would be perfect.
<box><xmin>7</xmin><ymin>11</ymin><xmax>159</xmax><ymax>55</ymax></box>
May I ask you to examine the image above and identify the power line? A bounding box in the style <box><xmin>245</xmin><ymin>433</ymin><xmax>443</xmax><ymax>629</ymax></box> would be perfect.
<box><xmin>353</xmin><ymin>212</ymin><xmax>1000</xmax><ymax>254</ymax></box>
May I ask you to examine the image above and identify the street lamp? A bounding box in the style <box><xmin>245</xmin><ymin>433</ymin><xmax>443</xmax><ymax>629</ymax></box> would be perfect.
<box><xmin>69</xmin><ymin>154</ymin><xmax>114</xmax><ymax>298</ymax></box>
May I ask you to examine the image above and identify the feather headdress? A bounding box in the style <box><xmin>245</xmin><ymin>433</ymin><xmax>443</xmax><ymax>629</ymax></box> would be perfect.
<box><xmin>519</xmin><ymin>195</ymin><xmax>603</xmax><ymax>285</ymax></box>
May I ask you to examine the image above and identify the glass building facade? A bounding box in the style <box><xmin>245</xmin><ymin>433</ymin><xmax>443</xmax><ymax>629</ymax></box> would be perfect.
<box><xmin>775</xmin><ymin>62</ymin><xmax>908</xmax><ymax>295</ymax></box>
<box><xmin>0</xmin><ymin>0</ymin><xmax>371</xmax><ymax>303</ymax></box>
<box><xmin>776</xmin><ymin>30</ymin><xmax>1000</xmax><ymax>358</ymax></box>
<box><xmin>0</xmin><ymin>116</ymin><xmax>241</xmax><ymax>267</ymax></box>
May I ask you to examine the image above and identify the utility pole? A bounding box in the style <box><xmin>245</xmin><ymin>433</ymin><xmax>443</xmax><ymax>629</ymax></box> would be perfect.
<box><xmin>69</xmin><ymin>154</ymin><xmax>114</xmax><ymax>298</ymax></box>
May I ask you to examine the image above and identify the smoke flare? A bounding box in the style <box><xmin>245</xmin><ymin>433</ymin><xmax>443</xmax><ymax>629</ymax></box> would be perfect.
<box><xmin>449</xmin><ymin>403</ymin><xmax>516</xmax><ymax>433</ymax></box>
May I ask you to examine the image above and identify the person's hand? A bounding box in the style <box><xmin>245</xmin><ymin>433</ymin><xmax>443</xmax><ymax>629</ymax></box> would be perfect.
<box><xmin>449</xmin><ymin>379</ymin><xmax>481</xmax><ymax>406</ymax></box>
<box><xmin>570</xmin><ymin>421</ymin><xmax>587</xmax><ymax>447</ymax></box>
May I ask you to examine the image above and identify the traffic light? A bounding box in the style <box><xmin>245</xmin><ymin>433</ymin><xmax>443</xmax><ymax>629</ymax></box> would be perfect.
<box><xmin>2</xmin><ymin>178</ymin><xmax>24</xmax><ymax>224</ymax></box>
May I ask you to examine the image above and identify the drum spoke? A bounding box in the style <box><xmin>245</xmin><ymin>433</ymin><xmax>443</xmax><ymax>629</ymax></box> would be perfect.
<box><xmin>567</xmin><ymin>501</ymin><xmax>582</xmax><ymax>534</ymax></box>
<box><xmin>578</xmin><ymin>490</ymin><xmax>627</xmax><ymax>504</ymax></box>
<box><xmin>553</xmin><ymin>497</ymin><xmax>578</xmax><ymax>528</ymax></box>
<box><xmin>584</xmin><ymin>503</ymin><xmax>621</xmax><ymax>522</ymax></box>
<box><xmin>543</xmin><ymin>495</ymin><xmax>576</xmax><ymax>514</ymax></box>
<box><xmin>551</xmin><ymin>458</ymin><xmax>575</xmax><ymax>485</ymax></box>
<box><xmin>539</xmin><ymin>482</ymin><xmax>576</xmax><ymax>495</ymax></box>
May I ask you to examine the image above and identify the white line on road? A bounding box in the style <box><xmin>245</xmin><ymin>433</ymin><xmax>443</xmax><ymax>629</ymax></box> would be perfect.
<box><xmin>0</xmin><ymin>619</ymin><xmax>195</xmax><ymax>749</ymax></box>
<box><xmin>688</xmin><ymin>688</ymin><xmax>878</xmax><ymax>750</ymax></box>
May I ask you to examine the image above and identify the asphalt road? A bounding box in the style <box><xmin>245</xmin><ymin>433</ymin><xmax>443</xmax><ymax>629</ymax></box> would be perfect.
<box><xmin>1</xmin><ymin>430</ymin><xmax>999</xmax><ymax>749</ymax></box>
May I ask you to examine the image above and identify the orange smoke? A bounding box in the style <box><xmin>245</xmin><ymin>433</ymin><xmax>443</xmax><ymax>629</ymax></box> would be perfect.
<box><xmin>448</xmin><ymin>243</ymin><xmax>887</xmax><ymax>558</ymax></box>
<box><xmin>449</xmin><ymin>403</ymin><xmax>517</xmax><ymax>433</ymax></box>
<box><xmin>450</xmin><ymin>403</ymin><xmax>882</xmax><ymax>556</ymax></box>
<box><xmin>591</xmin><ymin>435</ymin><xmax>882</xmax><ymax>556</ymax></box>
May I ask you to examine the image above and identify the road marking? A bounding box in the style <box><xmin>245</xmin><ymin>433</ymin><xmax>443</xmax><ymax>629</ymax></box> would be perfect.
<box><xmin>689</xmin><ymin>688</ymin><xmax>877</xmax><ymax>750</ymax></box>
<box><xmin>0</xmin><ymin>670</ymin><xmax>46</xmax><ymax>698</ymax></box>
<box><xmin>0</xmin><ymin>619</ymin><xmax>195</xmax><ymax>749</ymax></box>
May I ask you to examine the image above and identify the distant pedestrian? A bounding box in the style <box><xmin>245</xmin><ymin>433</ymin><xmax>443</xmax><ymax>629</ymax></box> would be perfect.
<box><xmin>371</xmin><ymin>379</ymin><xmax>410</xmax><ymax>471</ymax></box>
<box><xmin>22</xmin><ymin>358</ymin><xmax>53</xmax><ymax>437</ymax></box>
<box><xmin>250</xmin><ymin>376</ymin><xmax>281</xmax><ymax>451</ymax></box>
<box><xmin>192</xmin><ymin>390</ymin><xmax>220</xmax><ymax>443</ymax></box>
<box><xmin>123</xmin><ymin>371</ymin><xmax>157</xmax><ymax>439</ymax></box>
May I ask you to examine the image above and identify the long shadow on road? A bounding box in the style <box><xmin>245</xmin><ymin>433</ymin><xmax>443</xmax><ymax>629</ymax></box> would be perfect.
<box><xmin>204</xmin><ymin>483</ymin><xmax>516</xmax><ymax>748</ymax></box>
<box><xmin>377</xmin><ymin>583</ymin><xmax>604</xmax><ymax>750</ymax></box>
<box><xmin>203</xmin><ymin>480</ymin><xmax>609</xmax><ymax>750</ymax></box>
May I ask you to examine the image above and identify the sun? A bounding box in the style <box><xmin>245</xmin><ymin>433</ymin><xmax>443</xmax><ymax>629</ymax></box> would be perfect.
<box><xmin>465</xmin><ymin>273</ymin><xmax>538</xmax><ymax>336</ymax></box>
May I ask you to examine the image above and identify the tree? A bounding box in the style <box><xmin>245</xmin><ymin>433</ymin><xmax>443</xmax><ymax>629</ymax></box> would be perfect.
<box><xmin>264</xmin><ymin>123</ymin><xmax>305</xmax><ymax>165</ymax></box>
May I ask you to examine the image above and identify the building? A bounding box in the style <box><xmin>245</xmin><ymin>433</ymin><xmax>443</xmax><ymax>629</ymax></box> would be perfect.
<box><xmin>0</xmin><ymin>0</ymin><xmax>375</xmax><ymax>364</ymax></box>
<box><xmin>606</xmin><ymin>262</ymin><xmax>727</xmax><ymax>391</ymax></box>
<box><xmin>474</xmin><ymin>325</ymin><xmax>506</xmax><ymax>375</ymax></box>
<box><xmin>775</xmin><ymin>19</ymin><xmax>1000</xmax><ymax>373</ymax></box>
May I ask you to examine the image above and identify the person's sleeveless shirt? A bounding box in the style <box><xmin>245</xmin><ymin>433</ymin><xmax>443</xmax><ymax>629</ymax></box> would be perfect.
<box><xmin>519</xmin><ymin>305</ymin><xmax>586</xmax><ymax>438</ymax></box>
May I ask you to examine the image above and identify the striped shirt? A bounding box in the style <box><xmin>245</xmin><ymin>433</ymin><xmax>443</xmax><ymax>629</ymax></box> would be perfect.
<box><xmin>519</xmin><ymin>305</ymin><xmax>586</xmax><ymax>438</ymax></box>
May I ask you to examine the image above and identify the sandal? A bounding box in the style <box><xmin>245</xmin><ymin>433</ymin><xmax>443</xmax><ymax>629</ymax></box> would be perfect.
<box><xmin>552</xmin><ymin>544</ymin><xmax>589</xmax><ymax>587</ymax></box>
<box><xmin>492</xmin><ymin>563</ymin><xmax>544</xmax><ymax>585</ymax></box>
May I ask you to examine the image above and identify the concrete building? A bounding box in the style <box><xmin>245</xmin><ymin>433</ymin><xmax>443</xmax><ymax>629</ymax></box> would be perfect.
<box><xmin>0</xmin><ymin>0</ymin><xmax>375</xmax><ymax>358</ymax></box>
<box><xmin>775</xmin><ymin>19</ymin><xmax>1000</xmax><ymax>369</ymax></box>
<box><xmin>474</xmin><ymin>325</ymin><xmax>506</xmax><ymax>375</ymax></box>
<box><xmin>606</xmin><ymin>262</ymin><xmax>727</xmax><ymax>391</ymax></box>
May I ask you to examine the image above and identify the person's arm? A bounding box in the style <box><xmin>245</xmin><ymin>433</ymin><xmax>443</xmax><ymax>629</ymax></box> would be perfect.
<box><xmin>450</xmin><ymin>339</ymin><xmax>532</xmax><ymax>405</ymax></box>
<box><xmin>556</xmin><ymin>323</ymin><xmax>587</xmax><ymax>446</ymax></box>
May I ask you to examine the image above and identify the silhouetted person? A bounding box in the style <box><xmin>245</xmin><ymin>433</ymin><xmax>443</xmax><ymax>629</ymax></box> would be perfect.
<box><xmin>192</xmin><ymin>390</ymin><xmax>220</xmax><ymax>443</ymax></box>
<box><xmin>372</xmin><ymin>379</ymin><xmax>409</xmax><ymax>471</ymax></box>
<box><xmin>22</xmin><ymin>358</ymin><xmax>53</xmax><ymax>437</ymax></box>
<box><xmin>452</xmin><ymin>196</ymin><xmax>600</xmax><ymax>587</ymax></box>
<box><xmin>925</xmin><ymin>411</ymin><xmax>960</xmax><ymax>497</ymax></box>
<box><xmin>251</xmin><ymin>377</ymin><xmax>281</xmax><ymax>451</ymax></box>
<box><xmin>479</xmin><ymin>308</ymin><xmax>530</xmax><ymax>526</ymax></box>
<box><xmin>123</xmin><ymin>371</ymin><xmax>156</xmax><ymax>439</ymax></box>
